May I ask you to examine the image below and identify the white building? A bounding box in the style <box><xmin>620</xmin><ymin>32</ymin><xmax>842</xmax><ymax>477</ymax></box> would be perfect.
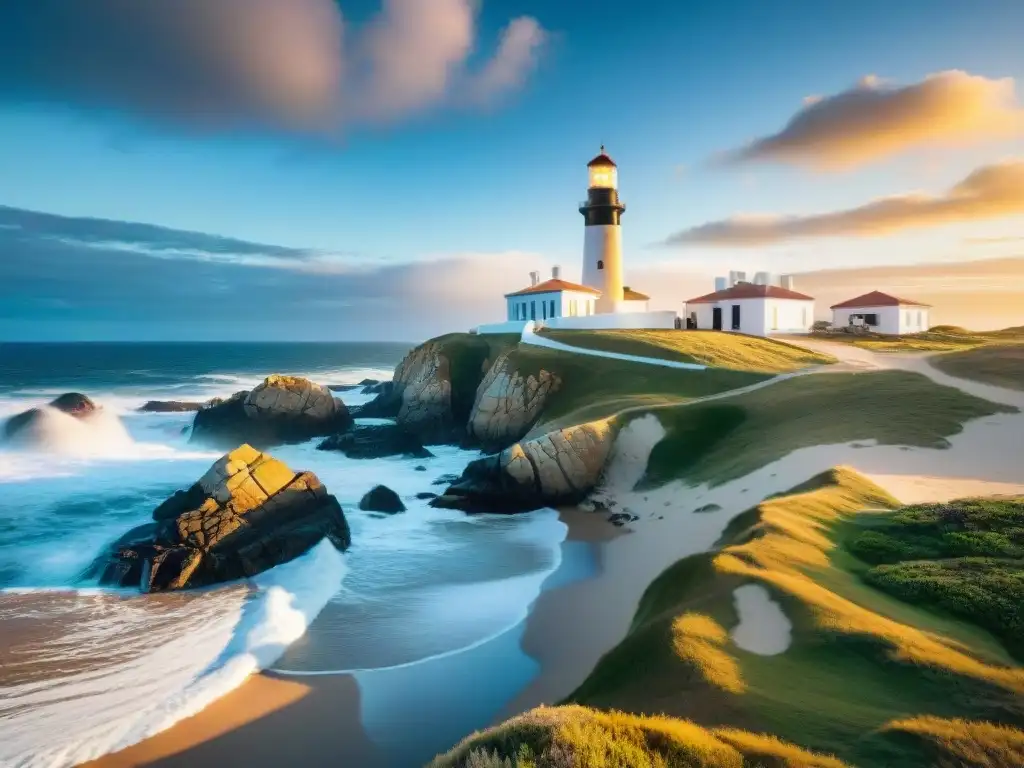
<box><xmin>830</xmin><ymin>291</ymin><xmax>931</xmax><ymax>335</ymax></box>
<box><xmin>479</xmin><ymin>147</ymin><xmax>675</xmax><ymax>334</ymax></box>
<box><xmin>684</xmin><ymin>282</ymin><xmax>815</xmax><ymax>336</ymax></box>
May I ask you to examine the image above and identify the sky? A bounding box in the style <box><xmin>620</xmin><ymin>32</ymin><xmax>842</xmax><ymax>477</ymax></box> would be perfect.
<box><xmin>1</xmin><ymin>0</ymin><xmax>1024</xmax><ymax>340</ymax></box>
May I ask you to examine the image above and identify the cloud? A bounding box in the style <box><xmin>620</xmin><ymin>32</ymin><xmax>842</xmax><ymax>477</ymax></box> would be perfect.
<box><xmin>719</xmin><ymin>71</ymin><xmax>1024</xmax><ymax>170</ymax></box>
<box><xmin>0</xmin><ymin>205</ymin><xmax>548</xmax><ymax>341</ymax></box>
<box><xmin>0</xmin><ymin>0</ymin><xmax>546</xmax><ymax>133</ymax></box>
<box><xmin>665</xmin><ymin>159</ymin><xmax>1024</xmax><ymax>247</ymax></box>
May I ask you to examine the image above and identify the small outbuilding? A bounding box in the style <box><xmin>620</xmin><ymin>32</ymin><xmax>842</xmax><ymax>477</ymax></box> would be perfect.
<box><xmin>683</xmin><ymin>282</ymin><xmax>815</xmax><ymax>337</ymax></box>
<box><xmin>830</xmin><ymin>291</ymin><xmax>931</xmax><ymax>335</ymax></box>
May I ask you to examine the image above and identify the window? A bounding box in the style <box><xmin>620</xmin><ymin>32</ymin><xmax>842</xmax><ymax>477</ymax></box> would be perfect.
<box><xmin>863</xmin><ymin>313</ymin><xmax>879</xmax><ymax>326</ymax></box>
<box><xmin>530</xmin><ymin>301</ymin><xmax>536</xmax><ymax>320</ymax></box>
<box><xmin>771</xmin><ymin>305</ymin><xmax>779</xmax><ymax>330</ymax></box>
<box><xmin>550</xmin><ymin>299</ymin><xmax>556</xmax><ymax>317</ymax></box>
<box><xmin>916</xmin><ymin>310</ymin><xmax>923</xmax><ymax>327</ymax></box>
<box><xmin>801</xmin><ymin>307</ymin><xmax>807</xmax><ymax>327</ymax></box>
<box><xmin>731</xmin><ymin>304</ymin><xmax>741</xmax><ymax>331</ymax></box>
<box><xmin>597</xmin><ymin>260</ymin><xmax>604</xmax><ymax>270</ymax></box>
<box><xmin>542</xmin><ymin>301</ymin><xmax>547</xmax><ymax>320</ymax></box>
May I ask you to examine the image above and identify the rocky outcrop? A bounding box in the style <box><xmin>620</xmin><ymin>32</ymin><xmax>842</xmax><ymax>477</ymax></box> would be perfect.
<box><xmin>317</xmin><ymin>424</ymin><xmax>432</xmax><ymax>459</ymax></box>
<box><xmin>3</xmin><ymin>392</ymin><xmax>98</xmax><ymax>440</ymax></box>
<box><xmin>359</xmin><ymin>485</ymin><xmax>406</xmax><ymax>514</ymax></box>
<box><xmin>190</xmin><ymin>376</ymin><xmax>352</xmax><ymax>449</ymax></box>
<box><xmin>91</xmin><ymin>445</ymin><xmax>350</xmax><ymax>592</ymax></box>
<box><xmin>467</xmin><ymin>351</ymin><xmax>561</xmax><ymax>452</ymax></box>
<box><xmin>432</xmin><ymin>420</ymin><xmax>617</xmax><ymax>514</ymax></box>
<box><xmin>364</xmin><ymin>342</ymin><xmax>454</xmax><ymax>442</ymax></box>
<box><xmin>138</xmin><ymin>400</ymin><xmax>204</xmax><ymax>413</ymax></box>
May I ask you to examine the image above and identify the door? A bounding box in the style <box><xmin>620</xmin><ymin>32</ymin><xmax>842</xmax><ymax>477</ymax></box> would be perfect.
<box><xmin>731</xmin><ymin>304</ymin><xmax>741</xmax><ymax>331</ymax></box>
<box><xmin>712</xmin><ymin>307</ymin><xmax>723</xmax><ymax>330</ymax></box>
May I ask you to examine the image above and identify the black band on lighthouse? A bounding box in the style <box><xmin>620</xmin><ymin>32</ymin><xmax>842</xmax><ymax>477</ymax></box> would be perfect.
<box><xmin>579</xmin><ymin>187</ymin><xmax>626</xmax><ymax>226</ymax></box>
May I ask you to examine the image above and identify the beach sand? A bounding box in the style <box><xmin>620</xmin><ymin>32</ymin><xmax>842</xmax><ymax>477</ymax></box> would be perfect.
<box><xmin>84</xmin><ymin>341</ymin><xmax>1024</xmax><ymax>766</ymax></box>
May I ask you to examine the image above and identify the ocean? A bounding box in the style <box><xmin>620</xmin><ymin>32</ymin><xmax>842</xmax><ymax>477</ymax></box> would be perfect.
<box><xmin>0</xmin><ymin>343</ymin><xmax>570</xmax><ymax>767</ymax></box>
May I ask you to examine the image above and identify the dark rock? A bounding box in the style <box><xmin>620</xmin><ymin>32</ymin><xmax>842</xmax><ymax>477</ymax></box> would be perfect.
<box><xmin>416</xmin><ymin>492</ymin><xmax>438</xmax><ymax>500</ymax></box>
<box><xmin>359</xmin><ymin>378</ymin><xmax>381</xmax><ymax>386</ymax></box>
<box><xmin>432</xmin><ymin>473</ymin><xmax>461</xmax><ymax>486</ymax></box>
<box><xmin>359</xmin><ymin>485</ymin><xmax>406</xmax><ymax>514</ymax></box>
<box><xmin>328</xmin><ymin>384</ymin><xmax>360</xmax><ymax>393</ymax></box>
<box><xmin>316</xmin><ymin>424</ymin><xmax>432</xmax><ymax>460</ymax></box>
<box><xmin>693</xmin><ymin>503</ymin><xmax>722</xmax><ymax>514</ymax></box>
<box><xmin>608</xmin><ymin>513</ymin><xmax>640</xmax><ymax>527</ymax></box>
<box><xmin>91</xmin><ymin>445</ymin><xmax>350</xmax><ymax>592</ymax></box>
<box><xmin>190</xmin><ymin>376</ymin><xmax>353</xmax><ymax>450</ymax></box>
<box><xmin>431</xmin><ymin>422</ymin><xmax>614</xmax><ymax>514</ymax></box>
<box><xmin>3</xmin><ymin>392</ymin><xmax>99</xmax><ymax>440</ymax></box>
<box><xmin>138</xmin><ymin>400</ymin><xmax>204</xmax><ymax>413</ymax></box>
<box><xmin>414</xmin><ymin>465</ymin><xmax>427</xmax><ymax>472</ymax></box>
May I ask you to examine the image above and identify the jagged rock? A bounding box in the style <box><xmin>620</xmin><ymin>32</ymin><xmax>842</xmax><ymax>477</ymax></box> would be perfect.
<box><xmin>415</xmin><ymin>465</ymin><xmax>428</xmax><ymax>472</ymax></box>
<box><xmin>359</xmin><ymin>378</ymin><xmax>380</xmax><ymax>386</ymax></box>
<box><xmin>316</xmin><ymin>424</ymin><xmax>433</xmax><ymax>460</ymax></box>
<box><xmin>432</xmin><ymin>473</ymin><xmax>461</xmax><ymax>486</ymax></box>
<box><xmin>90</xmin><ymin>445</ymin><xmax>350</xmax><ymax>592</ymax></box>
<box><xmin>359</xmin><ymin>342</ymin><xmax>454</xmax><ymax>442</ymax></box>
<box><xmin>190</xmin><ymin>376</ymin><xmax>352</xmax><ymax>449</ymax></box>
<box><xmin>431</xmin><ymin>420</ymin><xmax>617</xmax><ymax>514</ymax></box>
<box><xmin>609</xmin><ymin>513</ymin><xmax>640</xmax><ymax>526</ymax></box>
<box><xmin>416</xmin><ymin>492</ymin><xmax>438</xmax><ymax>500</ymax></box>
<box><xmin>138</xmin><ymin>400</ymin><xmax>204</xmax><ymax>413</ymax></box>
<box><xmin>3</xmin><ymin>392</ymin><xmax>98</xmax><ymax>440</ymax></box>
<box><xmin>467</xmin><ymin>351</ymin><xmax>561</xmax><ymax>452</ymax></box>
<box><xmin>359</xmin><ymin>485</ymin><xmax>406</xmax><ymax>514</ymax></box>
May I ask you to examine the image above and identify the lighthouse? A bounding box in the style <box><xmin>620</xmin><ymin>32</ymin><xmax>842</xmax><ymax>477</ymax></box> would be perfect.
<box><xmin>580</xmin><ymin>146</ymin><xmax>626</xmax><ymax>314</ymax></box>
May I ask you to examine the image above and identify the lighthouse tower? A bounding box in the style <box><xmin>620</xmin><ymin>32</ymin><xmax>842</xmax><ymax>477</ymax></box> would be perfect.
<box><xmin>580</xmin><ymin>146</ymin><xmax>626</xmax><ymax>314</ymax></box>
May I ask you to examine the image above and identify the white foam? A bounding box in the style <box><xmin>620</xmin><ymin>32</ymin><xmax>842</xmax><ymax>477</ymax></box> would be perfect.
<box><xmin>3</xmin><ymin>407</ymin><xmax>136</xmax><ymax>458</ymax></box>
<box><xmin>0</xmin><ymin>542</ymin><xmax>347</xmax><ymax>768</ymax></box>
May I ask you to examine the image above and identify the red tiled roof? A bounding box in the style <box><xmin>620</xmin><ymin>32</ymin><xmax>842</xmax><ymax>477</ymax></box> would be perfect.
<box><xmin>830</xmin><ymin>291</ymin><xmax>931</xmax><ymax>309</ymax></box>
<box><xmin>685</xmin><ymin>283</ymin><xmax>815</xmax><ymax>304</ymax></box>
<box><xmin>623</xmin><ymin>287</ymin><xmax>650</xmax><ymax>300</ymax></box>
<box><xmin>505</xmin><ymin>278</ymin><xmax>602</xmax><ymax>297</ymax></box>
<box><xmin>587</xmin><ymin>148</ymin><xmax>617</xmax><ymax>168</ymax></box>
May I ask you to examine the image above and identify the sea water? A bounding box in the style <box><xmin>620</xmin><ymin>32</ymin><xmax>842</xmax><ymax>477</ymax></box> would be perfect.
<box><xmin>0</xmin><ymin>343</ymin><xmax>569</xmax><ymax>767</ymax></box>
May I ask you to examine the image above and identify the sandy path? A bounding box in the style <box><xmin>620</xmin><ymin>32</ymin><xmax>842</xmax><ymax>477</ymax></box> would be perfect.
<box><xmin>731</xmin><ymin>584</ymin><xmax>792</xmax><ymax>655</ymax></box>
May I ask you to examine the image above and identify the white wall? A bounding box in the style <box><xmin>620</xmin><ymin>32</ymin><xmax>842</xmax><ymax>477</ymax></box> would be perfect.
<box><xmin>507</xmin><ymin>290</ymin><xmax>600</xmax><ymax>322</ymax></box>
<box><xmin>581</xmin><ymin>225</ymin><xmax>623</xmax><ymax>314</ymax></box>
<box><xmin>621</xmin><ymin>298</ymin><xmax>649</xmax><ymax>313</ymax></box>
<box><xmin>540</xmin><ymin>310</ymin><xmax>678</xmax><ymax>331</ymax></box>
<box><xmin>831</xmin><ymin>305</ymin><xmax>928</xmax><ymax>335</ymax></box>
<box><xmin>684</xmin><ymin>299</ymin><xmax>813</xmax><ymax>336</ymax></box>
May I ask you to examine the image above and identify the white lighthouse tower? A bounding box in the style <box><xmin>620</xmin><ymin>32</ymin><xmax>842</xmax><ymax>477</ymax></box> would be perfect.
<box><xmin>580</xmin><ymin>146</ymin><xmax>626</xmax><ymax>314</ymax></box>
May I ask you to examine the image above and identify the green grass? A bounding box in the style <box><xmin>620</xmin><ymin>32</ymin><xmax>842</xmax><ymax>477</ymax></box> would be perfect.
<box><xmin>810</xmin><ymin>325</ymin><xmax>1024</xmax><ymax>353</ymax></box>
<box><xmin>540</xmin><ymin>329</ymin><xmax>837</xmax><ymax>373</ymax></box>
<box><xmin>497</xmin><ymin>344</ymin><xmax>771</xmax><ymax>431</ymax></box>
<box><xmin>846</xmin><ymin>497</ymin><xmax>1024</xmax><ymax>659</ymax></box>
<box><xmin>429</xmin><ymin>704</ymin><xmax>849</xmax><ymax>768</ymax></box>
<box><xmin>641</xmin><ymin>370</ymin><xmax>1016</xmax><ymax>487</ymax></box>
<box><xmin>930</xmin><ymin>344</ymin><xmax>1024</xmax><ymax>391</ymax></box>
<box><xmin>557</xmin><ymin>469</ymin><xmax>1024</xmax><ymax>767</ymax></box>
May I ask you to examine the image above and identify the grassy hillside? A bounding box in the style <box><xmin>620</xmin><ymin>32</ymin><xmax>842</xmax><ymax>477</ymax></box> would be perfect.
<box><xmin>498</xmin><ymin>343</ymin><xmax>772</xmax><ymax>430</ymax></box>
<box><xmin>810</xmin><ymin>325</ymin><xmax>1024</xmax><ymax>353</ymax></box>
<box><xmin>641</xmin><ymin>370</ymin><xmax>1015</xmax><ymax>487</ymax></box>
<box><xmin>930</xmin><ymin>343</ymin><xmax>1024</xmax><ymax>391</ymax></box>
<box><xmin>561</xmin><ymin>469</ymin><xmax>1024</xmax><ymax>767</ymax></box>
<box><xmin>430</xmin><ymin>705</ymin><xmax>848</xmax><ymax>768</ymax></box>
<box><xmin>539</xmin><ymin>329</ymin><xmax>837</xmax><ymax>373</ymax></box>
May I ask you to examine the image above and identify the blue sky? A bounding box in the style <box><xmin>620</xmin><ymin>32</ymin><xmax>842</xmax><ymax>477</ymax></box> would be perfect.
<box><xmin>2</xmin><ymin>0</ymin><xmax>1024</xmax><ymax>340</ymax></box>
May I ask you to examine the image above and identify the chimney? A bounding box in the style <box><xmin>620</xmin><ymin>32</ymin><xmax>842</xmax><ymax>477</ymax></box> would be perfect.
<box><xmin>780</xmin><ymin>274</ymin><xmax>795</xmax><ymax>290</ymax></box>
<box><xmin>552</xmin><ymin>265</ymin><xmax>561</xmax><ymax>279</ymax></box>
<box><xmin>530</xmin><ymin>271</ymin><xmax>540</xmax><ymax>287</ymax></box>
<box><xmin>714</xmin><ymin>276</ymin><xmax>727</xmax><ymax>292</ymax></box>
<box><xmin>754</xmin><ymin>271</ymin><xmax>771</xmax><ymax>286</ymax></box>
<box><xmin>728</xmin><ymin>270</ymin><xmax>747</xmax><ymax>286</ymax></box>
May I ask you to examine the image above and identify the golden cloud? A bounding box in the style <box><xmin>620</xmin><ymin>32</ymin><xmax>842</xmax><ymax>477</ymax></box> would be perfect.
<box><xmin>720</xmin><ymin>71</ymin><xmax>1024</xmax><ymax>170</ymax></box>
<box><xmin>666</xmin><ymin>160</ymin><xmax>1024</xmax><ymax>246</ymax></box>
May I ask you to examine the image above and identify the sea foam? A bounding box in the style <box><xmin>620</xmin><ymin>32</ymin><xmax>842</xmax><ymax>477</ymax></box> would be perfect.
<box><xmin>0</xmin><ymin>541</ymin><xmax>346</xmax><ymax>768</ymax></box>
